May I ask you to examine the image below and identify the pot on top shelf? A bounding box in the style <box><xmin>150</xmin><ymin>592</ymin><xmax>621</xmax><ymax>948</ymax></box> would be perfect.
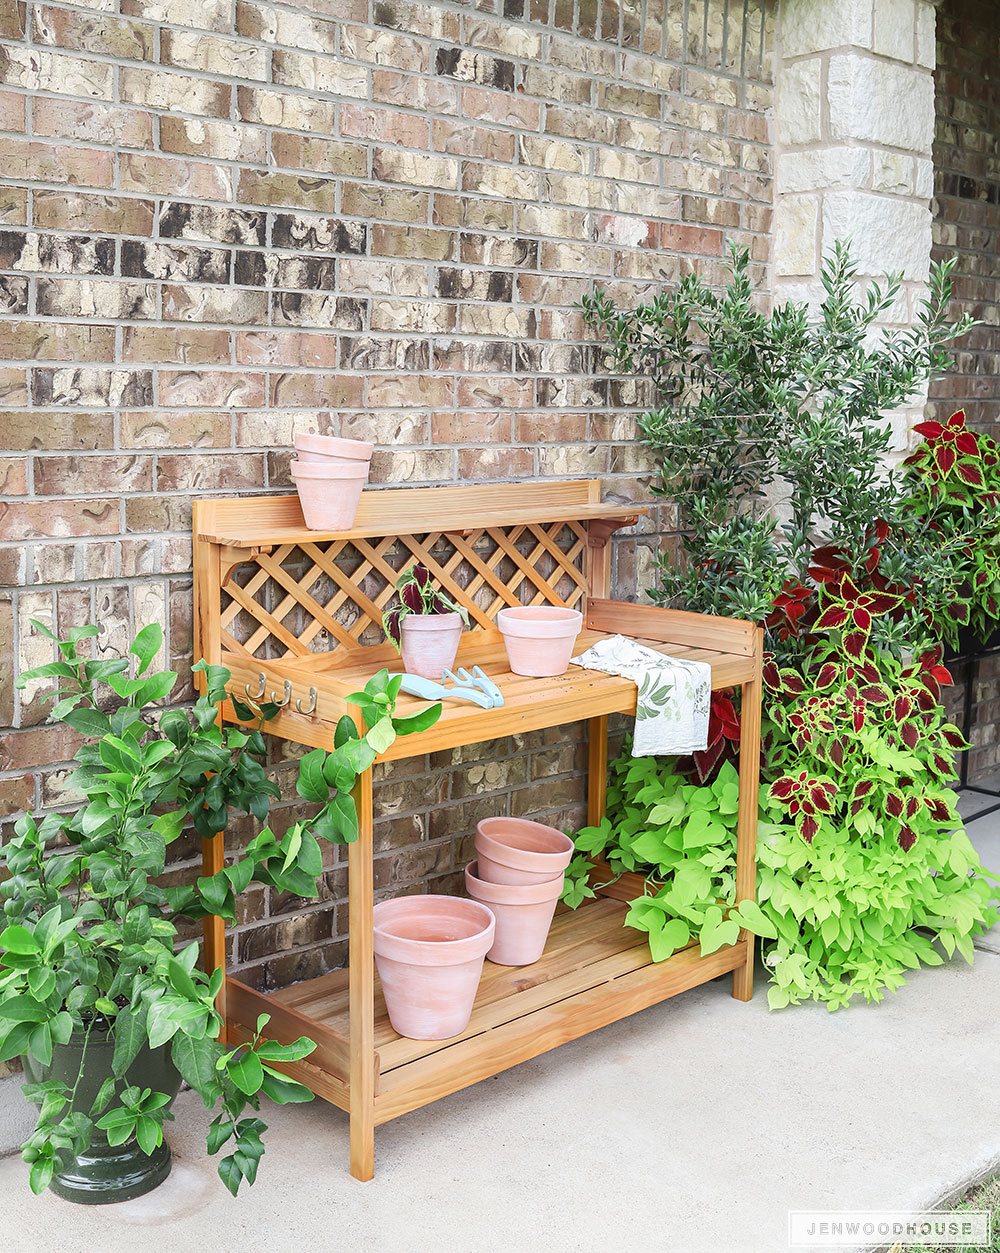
<box><xmin>495</xmin><ymin>606</ymin><xmax>583</xmax><ymax>677</ymax></box>
<box><xmin>289</xmin><ymin>457</ymin><xmax>368</xmax><ymax>531</ymax></box>
<box><xmin>464</xmin><ymin>861</ymin><xmax>563</xmax><ymax>966</ymax></box>
<box><xmin>294</xmin><ymin>433</ymin><xmax>374</xmax><ymax>465</ymax></box>
<box><xmin>383</xmin><ymin>562</ymin><xmax>471</xmax><ymax>681</ymax></box>
<box><xmin>373</xmin><ymin>895</ymin><xmax>495</xmax><ymax>1040</ymax></box>
<box><xmin>475</xmin><ymin>816</ymin><xmax>574</xmax><ymax>886</ymax></box>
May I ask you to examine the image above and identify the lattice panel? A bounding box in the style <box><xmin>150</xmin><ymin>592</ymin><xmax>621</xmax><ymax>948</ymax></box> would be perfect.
<box><xmin>219</xmin><ymin>522</ymin><xmax>589</xmax><ymax>661</ymax></box>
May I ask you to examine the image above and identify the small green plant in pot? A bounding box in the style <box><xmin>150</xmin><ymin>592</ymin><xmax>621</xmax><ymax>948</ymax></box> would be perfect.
<box><xmin>382</xmin><ymin>561</ymin><xmax>470</xmax><ymax>680</ymax></box>
<box><xmin>2</xmin><ymin>621</ymin><xmax>440</xmax><ymax>1203</ymax></box>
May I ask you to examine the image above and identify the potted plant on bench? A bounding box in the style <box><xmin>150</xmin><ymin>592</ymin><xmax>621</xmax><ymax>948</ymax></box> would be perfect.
<box><xmin>382</xmin><ymin>562</ymin><xmax>470</xmax><ymax>679</ymax></box>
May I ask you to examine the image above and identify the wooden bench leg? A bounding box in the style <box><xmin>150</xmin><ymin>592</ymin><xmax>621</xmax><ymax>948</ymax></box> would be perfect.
<box><xmin>587</xmin><ymin>714</ymin><xmax>609</xmax><ymax>826</ymax></box>
<box><xmin>732</xmin><ymin>628</ymin><xmax>763</xmax><ymax>1002</ymax></box>
<box><xmin>349</xmin><ymin>766</ymin><xmax>375</xmax><ymax>1181</ymax></box>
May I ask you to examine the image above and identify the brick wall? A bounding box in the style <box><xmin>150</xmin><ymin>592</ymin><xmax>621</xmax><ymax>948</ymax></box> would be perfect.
<box><xmin>0</xmin><ymin>0</ymin><xmax>774</xmax><ymax>990</ymax></box>
<box><xmin>931</xmin><ymin>0</ymin><xmax>1000</xmax><ymax>780</ymax></box>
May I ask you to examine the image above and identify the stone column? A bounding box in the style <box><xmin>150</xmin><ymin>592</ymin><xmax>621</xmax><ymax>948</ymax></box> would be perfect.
<box><xmin>773</xmin><ymin>0</ymin><xmax>939</xmax><ymax>446</ymax></box>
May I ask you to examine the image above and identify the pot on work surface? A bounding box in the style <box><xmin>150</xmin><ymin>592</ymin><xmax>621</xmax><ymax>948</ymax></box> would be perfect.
<box><xmin>373</xmin><ymin>895</ymin><xmax>495</xmax><ymax>1040</ymax></box>
<box><xmin>22</xmin><ymin>1024</ymin><xmax>182</xmax><ymax>1204</ymax></box>
<box><xmin>475</xmin><ymin>816</ymin><xmax>574</xmax><ymax>886</ymax></box>
<box><xmin>495</xmin><ymin>606</ymin><xmax>583</xmax><ymax>677</ymax></box>
<box><xmin>294</xmin><ymin>433</ymin><xmax>374</xmax><ymax>465</ymax></box>
<box><xmin>289</xmin><ymin>458</ymin><xmax>368</xmax><ymax>531</ymax></box>
<box><xmin>399</xmin><ymin>612</ymin><xmax>464</xmax><ymax>680</ymax></box>
<box><xmin>465</xmin><ymin>861</ymin><xmax>562</xmax><ymax>966</ymax></box>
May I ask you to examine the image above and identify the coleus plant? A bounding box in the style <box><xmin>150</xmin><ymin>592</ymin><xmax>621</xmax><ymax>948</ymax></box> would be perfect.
<box><xmin>902</xmin><ymin>408</ymin><xmax>1000</xmax><ymax>648</ymax></box>
<box><xmin>382</xmin><ymin>562</ymin><xmax>470</xmax><ymax>650</ymax></box>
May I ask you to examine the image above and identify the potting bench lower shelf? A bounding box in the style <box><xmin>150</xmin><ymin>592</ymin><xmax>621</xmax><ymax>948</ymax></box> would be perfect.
<box><xmin>224</xmin><ymin>897</ymin><xmax>751</xmax><ymax>1125</ymax></box>
<box><xmin>192</xmin><ymin>479</ymin><xmax>763</xmax><ymax>1181</ymax></box>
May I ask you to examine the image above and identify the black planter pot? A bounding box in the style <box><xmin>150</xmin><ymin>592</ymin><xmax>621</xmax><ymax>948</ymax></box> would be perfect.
<box><xmin>23</xmin><ymin>1027</ymin><xmax>182</xmax><ymax>1205</ymax></box>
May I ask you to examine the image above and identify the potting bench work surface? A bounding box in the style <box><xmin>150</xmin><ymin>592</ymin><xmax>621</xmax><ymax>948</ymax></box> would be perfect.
<box><xmin>191</xmin><ymin>480</ymin><xmax>764</xmax><ymax>1183</ymax></box>
<box><xmin>3</xmin><ymin>932</ymin><xmax>999</xmax><ymax>1253</ymax></box>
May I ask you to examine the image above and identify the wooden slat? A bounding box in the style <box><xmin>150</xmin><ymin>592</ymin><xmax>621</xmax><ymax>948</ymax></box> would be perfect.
<box><xmin>226</xmin><ymin>977</ymin><xmax>353</xmax><ymax>1085</ymax></box>
<box><xmin>196</xmin><ymin>481</ymin><xmax>646</xmax><ymax>546</ymax></box>
<box><xmin>586</xmin><ymin>597</ymin><xmax>756</xmax><ymax>657</ymax></box>
<box><xmin>733</xmin><ymin>625</ymin><xmax>763</xmax><ymax>1003</ymax></box>
<box><xmin>349</xmin><ymin>764</ymin><xmax>376</xmax><ymax>1182</ymax></box>
<box><xmin>373</xmin><ymin>941</ymin><xmax>749</xmax><ymax>1124</ymax></box>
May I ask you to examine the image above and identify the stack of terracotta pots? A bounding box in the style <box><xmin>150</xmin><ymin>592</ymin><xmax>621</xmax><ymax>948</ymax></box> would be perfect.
<box><xmin>465</xmin><ymin>817</ymin><xmax>574</xmax><ymax>966</ymax></box>
<box><xmin>290</xmin><ymin>433</ymin><xmax>374</xmax><ymax>531</ymax></box>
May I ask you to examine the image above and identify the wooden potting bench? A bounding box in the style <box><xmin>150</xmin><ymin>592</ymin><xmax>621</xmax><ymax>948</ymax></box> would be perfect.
<box><xmin>192</xmin><ymin>479</ymin><xmax>762</xmax><ymax>1182</ymax></box>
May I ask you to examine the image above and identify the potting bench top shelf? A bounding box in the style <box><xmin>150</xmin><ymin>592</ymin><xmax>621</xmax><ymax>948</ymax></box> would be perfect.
<box><xmin>191</xmin><ymin>478</ymin><xmax>763</xmax><ymax>1183</ymax></box>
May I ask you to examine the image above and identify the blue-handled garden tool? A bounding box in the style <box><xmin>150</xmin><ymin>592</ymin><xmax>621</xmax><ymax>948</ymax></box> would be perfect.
<box><xmin>397</xmin><ymin>666</ymin><xmax>504</xmax><ymax>710</ymax></box>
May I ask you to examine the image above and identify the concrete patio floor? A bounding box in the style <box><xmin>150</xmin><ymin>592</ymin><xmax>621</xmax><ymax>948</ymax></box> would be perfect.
<box><xmin>2</xmin><ymin>792</ymin><xmax>999</xmax><ymax>1253</ymax></box>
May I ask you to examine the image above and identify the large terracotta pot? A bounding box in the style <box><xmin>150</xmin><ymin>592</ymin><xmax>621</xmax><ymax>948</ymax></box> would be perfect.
<box><xmin>23</xmin><ymin>1025</ymin><xmax>182</xmax><ymax>1204</ymax></box>
<box><xmin>465</xmin><ymin>861</ymin><xmax>563</xmax><ymax>966</ymax></box>
<box><xmin>495</xmin><ymin>606</ymin><xmax>583</xmax><ymax>677</ymax></box>
<box><xmin>373</xmin><ymin>895</ymin><xmax>495</xmax><ymax>1040</ymax></box>
<box><xmin>475</xmin><ymin>816</ymin><xmax>574</xmax><ymax>886</ymax></box>
<box><xmin>399</xmin><ymin>612</ymin><xmax>464</xmax><ymax>680</ymax></box>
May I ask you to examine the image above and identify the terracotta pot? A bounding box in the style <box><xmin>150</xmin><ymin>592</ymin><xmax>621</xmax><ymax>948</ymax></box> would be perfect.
<box><xmin>399</xmin><ymin>612</ymin><xmax>464</xmax><ymax>680</ymax></box>
<box><xmin>373</xmin><ymin>895</ymin><xmax>495</xmax><ymax>1040</ymax></box>
<box><xmin>294</xmin><ymin>433</ymin><xmax>374</xmax><ymax>465</ymax></box>
<box><xmin>495</xmin><ymin>606</ymin><xmax>583</xmax><ymax>677</ymax></box>
<box><xmin>475</xmin><ymin>816</ymin><xmax>574</xmax><ymax>885</ymax></box>
<box><xmin>289</xmin><ymin>458</ymin><xmax>368</xmax><ymax>531</ymax></box>
<box><xmin>465</xmin><ymin>861</ymin><xmax>563</xmax><ymax>966</ymax></box>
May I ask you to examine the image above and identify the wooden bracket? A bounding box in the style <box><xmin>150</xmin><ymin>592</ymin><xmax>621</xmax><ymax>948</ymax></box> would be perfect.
<box><xmin>220</xmin><ymin>544</ymin><xmax>272</xmax><ymax>586</ymax></box>
<box><xmin>588</xmin><ymin>515</ymin><xmax>639</xmax><ymax>548</ymax></box>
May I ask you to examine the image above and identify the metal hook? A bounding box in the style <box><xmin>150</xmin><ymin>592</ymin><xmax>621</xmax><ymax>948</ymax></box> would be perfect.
<box><xmin>295</xmin><ymin>686</ymin><xmax>318</xmax><ymax>715</ymax></box>
<box><xmin>244</xmin><ymin>671</ymin><xmax>266</xmax><ymax>700</ymax></box>
<box><xmin>270</xmin><ymin>679</ymin><xmax>292</xmax><ymax>708</ymax></box>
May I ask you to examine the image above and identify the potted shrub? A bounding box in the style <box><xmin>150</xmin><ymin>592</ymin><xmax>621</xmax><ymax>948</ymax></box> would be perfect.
<box><xmin>2</xmin><ymin>621</ymin><xmax>440</xmax><ymax>1201</ymax></box>
<box><xmin>382</xmin><ymin>562</ymin><xmax>470</xmax><ymax>679</ymax></box>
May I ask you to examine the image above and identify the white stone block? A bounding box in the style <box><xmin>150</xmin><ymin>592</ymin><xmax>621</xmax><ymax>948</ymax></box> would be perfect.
<box><xmin>777</xmin><ymin>146</ymin><xmax>869</xmax><ymax>193</ymax></box>
<box><xmin>775</xmin><ymin>194</ymin><xmax>819</xmax><ymax>276</ymax></box>
<box><xmin>780</xmin><ymin>0</ymin><xmax>873</xmax><ymax>57</ymax></box>
<box><xmin>914</xmin><ymin>156</ymin><xmax>934</xmax><ymax>198</ymax></box>
<box><xmin>873</xmin><ymin>0</ymin><xmax>916</xmax><ymax>63</ymax></box>
<box><xmin>871</xmin><ymin>150</ymin><xmax>914</xmax><ymax>194</ymax></box>
<box><xmin>777</xmin><ymin>57</ymin><xmax>822</xmax><ymax>145</ymax></box>
<box><xmin>916</xmin><ymin>0</ymin><xmax>936</xmax><ymax>68</ymax></box>
<box><xmin>822</xmin><ymin>188</ymin><xmax>931</xmax><ymax>279</ymax></box>
<box><xmin>828</xmin><ymin>54</ymin><xmax>934</xmax><ymax>154</ymax></box>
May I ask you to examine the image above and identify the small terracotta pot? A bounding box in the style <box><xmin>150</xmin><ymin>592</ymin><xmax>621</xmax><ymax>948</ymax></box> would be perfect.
<box><xmin>475</xmin><ymin>816</ymin><xmax>574</xmax><ymax>886</ymax></box>
<box><xmin>373</xmin><ymin>895</ymin><xmax>495</xmax><ymax>1040</ymax></box>
<box><xmin>399</xmin><ymin>612</ymin><xmax>464</xmax><ymax>680</ymax></box>
<box><xmin>465</xmin><ymin>861</ymin><xmax>563</xmax><ymax>966</ymax></box>
<box><xmin>289</xmin><ymin>458</ymin><xmax>368</xmax><ymax>531</ymax></box>
<box><xmin>495</xmin><ymin>606</ymin><xmax>583</xmax><ymax>677</ymax></box>
<box><xmin>294</xmin><ymin>433</ymin><xmax>374</xmax><ymax>465</ymax></box>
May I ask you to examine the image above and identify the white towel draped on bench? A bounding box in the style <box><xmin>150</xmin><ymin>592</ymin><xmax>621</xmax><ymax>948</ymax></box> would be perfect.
<box><xmin>570</xmin><ymin>633</ymin><xmax>711</xmax><ymax>757</ymax></box>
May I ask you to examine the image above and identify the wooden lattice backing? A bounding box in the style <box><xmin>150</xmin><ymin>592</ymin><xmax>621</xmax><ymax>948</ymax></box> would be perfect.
<box><xmin>219</xmin><ymin>521</ymin><xmax>589</xmax><ymax>662</ymax></box>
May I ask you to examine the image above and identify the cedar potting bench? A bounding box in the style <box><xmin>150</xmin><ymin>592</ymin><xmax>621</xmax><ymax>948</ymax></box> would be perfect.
<box><xmin>191</xmin><ymin>479</ymin><xmax>762</xmax><ymax>1182</ymax></box>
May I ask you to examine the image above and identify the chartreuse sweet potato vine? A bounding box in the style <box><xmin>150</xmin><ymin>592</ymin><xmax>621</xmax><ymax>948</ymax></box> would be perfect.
<box><xmin>564</xmin><ymin>591</ymin><xmax>998</xmax><ymax>1010</ymax></box>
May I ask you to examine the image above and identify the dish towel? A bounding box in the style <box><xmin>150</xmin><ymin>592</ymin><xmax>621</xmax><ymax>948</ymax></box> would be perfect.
<box><xmin>570</xmin><ymin>634</ymin><xmax>711</xmax><ymax>757</ymax></box>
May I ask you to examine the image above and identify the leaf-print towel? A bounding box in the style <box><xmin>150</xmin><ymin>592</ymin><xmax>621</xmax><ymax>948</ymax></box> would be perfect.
<box><xmin>570</xmin><ymin>634</ymin><xmax>711</xmax><ymax>757</ymax></box>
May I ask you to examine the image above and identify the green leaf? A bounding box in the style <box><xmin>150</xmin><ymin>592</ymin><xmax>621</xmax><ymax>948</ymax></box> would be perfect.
<box><xmin>728</xmin><ymin>899</ymin><xmax>778</xmax><ymax>940</ymax></box>
<box><xmin>62</xmin><ymin>706</ymin><xmax>111</xmax><ymax>737</ymax></box>
<box><xmin>135</xmin><ymin>1114</ymin><xmax>162</xmax><ymax>1156</ymax></box>
<box><xmin>227</xmin><ymin>1049</ymin><xmax>264</xmax><ymax>1097</ymax></box>
<box><xmin>172</xmin><ymin>1032</ymin><xmax>220</xmax><ymax>1099</ymax></box>
<box><xmin>366</xmin><ymin>717</ymin><xmax>396</xmax><ymax>756</ymax></box>
<box><xmin>167</xmin><ymin>957</ymin><xmax>201</xmax><ymax>1003</ymax></box>
<box><xmin>296</xmin><ymin>748</ymin><xmax>329</xmax><ymax>803</ymax></box>
<box><xmin>255</xmin><ymin>1035</ymin><xmax>316</xmax><ymax>1062</ymax></box>
<box><xmin>0</xmin><ymin>925</ymin><xmax>40</xmax><ymax>956</ymax></box>
<box><xmin>648</xmin><ymin>916</ymin><xmax>690</xmax><ymax>962</ymax></box>
<box><xmin>699</xmin><ymin>906</ymin><xmax>741</xmax><ymax>956</ymax></box>
<box><xmin>130</xmin><ymin>623</ymin><xmax>163</xmax><ymax>676</ymax></box>
<box><xmin>259</xmin><ymin>1067</ymin><xmax>315</xmax><ymax>1104</ymax></box>
<box><xmin>392</xmin><ymin>703</ymin><xmax>443</xmax><ymax>736</ymax></box>
<box><xmin>112</xmin><ymin>1006</ymin><xmax>147</xmax><ymax>1078</ymax></box>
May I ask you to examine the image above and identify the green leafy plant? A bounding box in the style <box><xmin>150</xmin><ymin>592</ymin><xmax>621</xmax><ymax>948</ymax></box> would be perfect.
<box><xmin>2</xmin><ymin>620</ymin><xmax>440</xmax><ymax>1197</ymax></box>
<box><xmin>581</xmin><ymin>241</ymin><xmax>977</xmax><ymax>634</ymax></box>
<box><xmin>381</xmin><ymin>561</ymin><xmax>470</xmax><ymax>650</ymax></box>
